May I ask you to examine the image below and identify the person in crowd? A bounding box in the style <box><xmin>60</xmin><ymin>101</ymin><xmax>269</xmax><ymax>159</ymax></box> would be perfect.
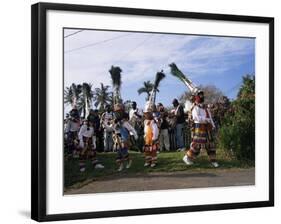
<box><xmin>172</xmin><ymin>99</ymin><xmax>186</xmax><ymax>151</ymax></box>
<box><xmin>78</xmin><ymin>120</ymin><xmax>104</xmax><ymax>172</ymax></box>
<box><xmin>87</xmin><ymin>109</ymin><xmax>103</xmax><ymax>152</ymax></box>
<box><xmin>143</xmin><ymin>105</ymin><xmax>159</xmax><ymax>167</ymax></box>
<box><xmin>157</xmin><ymin>103</ymin><xmax>170</xmax><ymax>152</ymax></box>
<box><xmin>113</xmin><ymin>103</ymin><xmax>138</xmax><ymax>171</ymax></box>
<box><xmin>129</xmin><ymin>101</ymin><xmax>143</xmax><ymax>123</ymax></box>
<box><xmin>129</xmin><ymin>101</ymin><xmax>144</xmax><ymax>152</ymax></box>
<box><xmin>65</xmin><ymin>107</ymin><xmax>81</xmax><ymax>157</ymax></box>
<box><xmin>183</xmin><ymin>91</ymin><xmax>219</xmax><ymax>168</ymax></box>
<box><xmin>101</xmin><ymin>105</ymin><xmax>114</xmax><ymax>152</ymax></box>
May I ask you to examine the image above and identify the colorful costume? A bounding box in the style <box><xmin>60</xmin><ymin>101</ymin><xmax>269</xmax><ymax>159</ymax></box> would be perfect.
<box><xmin>113</xmin><ymin>118</ymin><xmax>138</xmax><ymax>171</ymax></box>
<box><xmin>143</xmin><ymin>118</ymin><xmax>159</xmax><ymax>167</ymax></box>
<box><xmin>65</xmin><ymin>109</ymin><xmax>80</xmax><ymax>156</ymax></box>
<box><xmin>186</xmin><ymin>102</ymin><xmax>217</xmax><ymax>163</ymax></box>
<box><xmin>78</xmin><ymin>122</ymin><xmax>104</xmax><ymax>172</ymax></box>
<box><xmin>169</xmin><ymin>63</ymin><xmax>219</xmax><ymax>167</ymax></box>
<box><xmin>182</xmin><ymin>93</ymin><xmax>218</xmax><ymax>167</ymax></box>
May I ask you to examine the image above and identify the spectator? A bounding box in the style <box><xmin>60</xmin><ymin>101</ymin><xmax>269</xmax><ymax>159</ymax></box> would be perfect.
<box><xmin>101</xmin><ymin>105</ymin><xmax>114</xmax><ymax>152</ymax></box>
<box><xmin>157</xmin><ymin>103</ymin><xmax>170</xmax><ymax>151</ymax></box>
<box><xmin>172</xmin><ymin>99</ymin><xmax>186</xmax><ymax>151</ymax></box>
<box><xmin>129</xmin><ymin>101</ymin><xmax>144</xmax><ymax>152</ymax></box>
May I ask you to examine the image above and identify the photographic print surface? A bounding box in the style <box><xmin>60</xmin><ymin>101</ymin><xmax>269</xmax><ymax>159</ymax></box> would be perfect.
<box><xmin>63</xmin><ymin>28</ymin><xmax>255</xmax><ymax>195</ymax></box>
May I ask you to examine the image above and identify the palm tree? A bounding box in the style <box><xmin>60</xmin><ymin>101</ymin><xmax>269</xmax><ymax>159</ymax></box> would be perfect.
<box><xmin>149</xmin><ymin>70</ymin><xmax>165</xmax><ymax>104</ymax></box>
<box><xmin>137</xmin><ymin>81</ymin><xmax>154</xmax><ymax>101</ymax></box>
<box><xmin>93</xmin><ymin>83</ymin><xmax>112</xmax><ymax>111</ymax></box>
<box><xmin>109</xmin><ymin>65</ymin><xmax>122</xmax><ymax>105</ymax></box>
<box><xmin>79</xmin><ymin>83</ymin><xmax>94</xmax><ymax>118</ymax></box>
<box><xmin>64</xmin><ymin>83</ymin><xmax>82</xmax><ymax>108</ymax></box>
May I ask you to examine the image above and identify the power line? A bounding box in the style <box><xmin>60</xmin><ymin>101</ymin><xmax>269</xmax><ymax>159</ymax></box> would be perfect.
<box><xmin>64</xmin><ymin>30</ymin><xmax>84</xmax><ymax>38</ymax></box>
<box><xmin>64</xmin><ymin>33</ymin><xmax>132</xmax><ymax>54</ymax></box>
<box><xmin>116</xmin><ymin>34</ymin><xmax>154</xmax><ymax>62</ymax></box>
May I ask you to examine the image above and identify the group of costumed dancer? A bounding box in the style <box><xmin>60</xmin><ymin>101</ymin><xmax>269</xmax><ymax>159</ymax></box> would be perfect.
<box><xmin>65</xmin><ymin>63</ymin><xmax>219</xmax><ymax>172</ymax></box>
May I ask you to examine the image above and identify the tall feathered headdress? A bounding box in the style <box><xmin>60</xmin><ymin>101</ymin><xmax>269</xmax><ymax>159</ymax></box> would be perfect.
<box><xmin>145</xmin><ymin>70</ymin><xmax>166</xmax><ymax>112</ymax></box>
<box><xmin>109</xmin><ymin>65</ymin><xmax>122</xmax><ymax>107</ymax></box>
<box><xmin>169</xmin><ymin>63</ymin><xmax>199</xmax><ymax>94</ymax></box>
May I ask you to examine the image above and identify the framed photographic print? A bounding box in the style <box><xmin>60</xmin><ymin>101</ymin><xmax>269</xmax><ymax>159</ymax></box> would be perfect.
<box><xmin>31</xmin><ymin>2</ymin><xmax>274</xmax><ymax>222</ymax></box>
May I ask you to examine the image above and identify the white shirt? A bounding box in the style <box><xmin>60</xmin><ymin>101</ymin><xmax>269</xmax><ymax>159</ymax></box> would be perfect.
<box><xmin>78</xmin><ymin>124</ymin><xmax>94</xmax><ymax>138</ymax></box>
<box><xmin>192</xmin><ymin>105</ymin><xmax>215</xmax><ymax>128</ymax></box>
<box><xmin>65</xmin><ymin>120</ymin><xmax>80</xmax><ymax>132</ymax></box>
<box><xmin>129</xmin><ymin>108</ymin><xmax>143</xmax><ymax>121</ymax></box>
<box><xmin>102</xmin><ymin>111</ymin><xmax>114</xmax><ymax>124</ymax></box>
<box><xmin>103</xmin><ymin>123</ymin><xmax>115</xmax><ymax>132</ymax></box>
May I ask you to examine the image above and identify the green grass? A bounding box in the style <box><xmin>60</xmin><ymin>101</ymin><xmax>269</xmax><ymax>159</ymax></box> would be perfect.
<box><xmin>64</xmin><ymin>149</ymin><xmax>254</xmax><ymax>190</ymax></box>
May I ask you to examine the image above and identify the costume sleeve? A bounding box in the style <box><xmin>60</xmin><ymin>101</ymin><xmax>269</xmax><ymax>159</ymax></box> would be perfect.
<box><xmin>192</xmin><ymin>106</ymin><xmax>207</xmax><ymax>123</ymax></box>
<box><xmin>129</xmin><ymin>109</ymin><xmax>134</xmax><ymax>120</ymax></box>
<box><xmin>78</xmin><ymin>125</ymin><xmax>86</xmax><ymax>139</ymax></box>
<box><xmin>152</xmin><ymin>122</ymin><xmax>159</xmax><ymax>140</ymax></box>
<box><xmin>124</xmin><ymin>121</ymin><xmax>138</xmax><ymax>140</ymax></box>
<box><xmin>207</xmin><ymin>108</ymin><xmax>215</xmax><ymax>128</ymax></box>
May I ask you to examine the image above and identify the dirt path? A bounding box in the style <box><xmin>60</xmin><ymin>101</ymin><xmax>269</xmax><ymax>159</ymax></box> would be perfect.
<box><xmin>65</xmin><ymin>168</ymin><xmax>255</xmax><ymax>195</ymax></box>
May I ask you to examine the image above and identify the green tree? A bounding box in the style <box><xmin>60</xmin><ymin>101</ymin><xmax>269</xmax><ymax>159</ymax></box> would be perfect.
<box><xmin>137</xmin><ymin>81</ymin><xmax>155</xmax><ymax>101</ymax></box>
<box><xmin>79</xmin><ymin>83</ymin><xmax>94</xmax><ymax>118</ymax></box>
<box><xmin>218</xmin><ymin>75</ymin><xmax>255</xmax><ymax>161</ymax></box>
<box><xmin>64</xmin><ymin>83</ymin><xmax>82</xmax><ymax>108</ymax></box>
<box><xmin>93</xmin><ymin>83</ymin><xmax>112</xmax><ymax>112</ymax></box>
<box><xmin>179</xmin><ymin>84</ymin><xmax>224</xmax><ymax>104</ymax></box>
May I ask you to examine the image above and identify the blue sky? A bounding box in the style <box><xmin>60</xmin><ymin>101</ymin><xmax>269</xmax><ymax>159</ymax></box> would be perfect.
<box><xmin>64</xmin><ymin>29</ymin><xmax>255</xmax><ymax>109</ymax></box>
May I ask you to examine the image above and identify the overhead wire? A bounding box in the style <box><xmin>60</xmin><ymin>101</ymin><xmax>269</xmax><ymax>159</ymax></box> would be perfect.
<box><xmin>64</xmin><ymin>33</ymin><xmax>132</xmax><ymax>54</ymax></box>
<box><xmin>64</xmin><ymin>30</ymin><xmax>84</xmax><ymax>38</ymax></box>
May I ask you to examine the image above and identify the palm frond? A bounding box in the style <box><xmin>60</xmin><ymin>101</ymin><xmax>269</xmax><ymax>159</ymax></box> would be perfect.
<box><xmin>153</xmin><ymin>70</ymin><xmax>165</xmax><ymax>90</ymax></box>
<box><xmin>137</xmin><ymin>87</ymin><xmax>148</xmax><ymax>95</ymax></box>
<box><xmin>109</xmin><ymin>66</ymin><xmax>122</xmax><ymax>88</ymax></box>
<box><xmin>169</xmin><ymin>63</ymin><xmax>187</xmax><ymax>84</ymax></box>
<box><xmin>169</xmin><ymin>63</ymin><xmax>197</xmax><ymax>93</ymax></box>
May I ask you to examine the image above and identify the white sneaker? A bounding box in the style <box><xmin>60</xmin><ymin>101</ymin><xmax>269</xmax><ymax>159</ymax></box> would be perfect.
<box><xmin>118</xmin><ymin>163</ymin><xmax>124</xmax><ymax>172</ymax></box>
<box><xmin>94</xmin><ymin>164</ymin><xmax>104</xmax><ymax>169</ymax></box>
<box><xmin>80</xmin><ymin>167</ymin><xmax>86</xmax><ymax>172</ymax></box>
<box><xmin>182</xmin><ymin>155</ymin><xmax>193</xmax><ymax>165</ymax></box>
<box><xmin>126</xmin><ymin>160</ymin><xmax>132</xmax><ymax>169</ymax></box>
<box><xmin>150</xmin><ymin>163</ymin><xmax>156</xmax><ymax>168</ymax></box>
<box><xmin>144</xmin><ymin>162</ymin><xmax>150</xmax><ymax>167</ymax></box>
<box><xmin>211</xmin><ymin>162</ymin><xmax>219</xmax><ymax>168</ymax></box>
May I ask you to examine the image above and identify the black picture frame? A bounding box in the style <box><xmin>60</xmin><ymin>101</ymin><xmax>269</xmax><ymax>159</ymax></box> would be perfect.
<box><xmin>31</xmin><ymin>2</ymin><xmax>274</xmax><ymax>222</ymax></box>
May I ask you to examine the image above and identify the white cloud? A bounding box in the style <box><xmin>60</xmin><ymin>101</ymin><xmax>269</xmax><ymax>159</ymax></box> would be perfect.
<box><xmin>64</xmin><ymin>29</ymin><xmax>254</xmax><ymax>90</ymax></box>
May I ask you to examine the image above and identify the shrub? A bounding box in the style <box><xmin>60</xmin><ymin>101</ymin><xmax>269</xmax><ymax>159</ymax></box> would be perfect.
<box><xmin>218</xmin><ymin>75</ymin><xmax>255</xmax><ymax>161</ymax></box>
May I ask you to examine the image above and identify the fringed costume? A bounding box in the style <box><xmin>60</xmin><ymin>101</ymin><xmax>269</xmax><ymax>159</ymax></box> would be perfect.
<box><xmin>183</xmin><ymin>94</ymin><xmax>218</xmax><ymax>167</ymax></box>
<box><xmin>113</xmin><ymin>113</ymin><xmax>138</xmax><ymax>171</ymax></box>
<box><xmin>186</xmin><ymin>102</ymin><xmax>216</xmax><ymax>162</ymax></box>
<box><xmin>143</xmin><ymin>117</ymin><xmax>159</xmax><ymax>167</ymax></box>
<box><xmin>169</xmin><ymin>63</ymin><xmax>219</xmax><ymax>167</ymax></box>
<box><xmin>78</xmin><ymin>121</ymin><xmax>104</xmax><ymax>172</ymax></box>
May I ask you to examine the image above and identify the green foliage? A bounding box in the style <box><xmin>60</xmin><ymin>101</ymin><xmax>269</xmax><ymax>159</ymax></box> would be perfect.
<box><xmin>218</xmin><ymin>75</ymin><xmax>255</xmax><ymax>161</ymax></box>
<box><xmin>180</xmin><ymin>84</ymin><xmax>225</xmax><ymax>104</ymax></box>
<box><xmin>137</xmin><ymin>81</ymin><xmax>155</xmax><ymax>101</ymax></box>
<box><xmin>93</xmin><ymin>83</ymin><xmax>112</xmax><ymax>112</ymax></box>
